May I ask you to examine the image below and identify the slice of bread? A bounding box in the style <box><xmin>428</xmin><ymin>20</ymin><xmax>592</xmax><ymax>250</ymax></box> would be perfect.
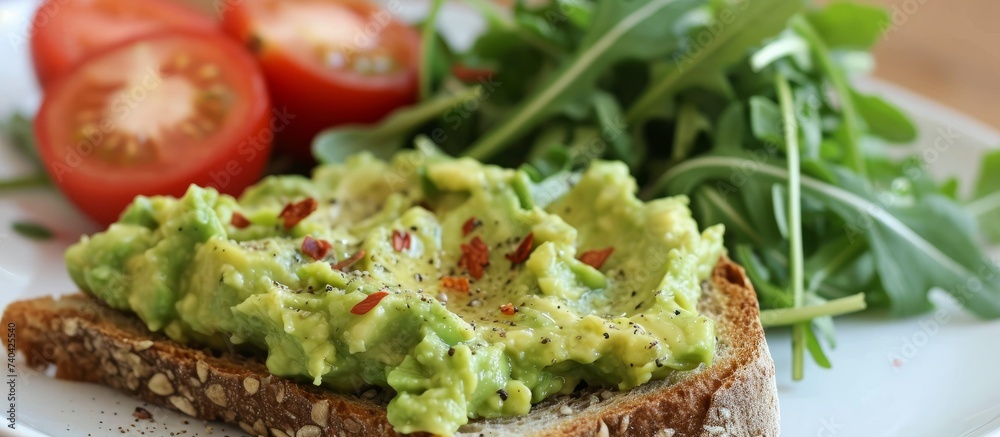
<box><xmin>1</xmin><ymin>257</ymin><xmax>778</xmax><ymax>436</ymax></box>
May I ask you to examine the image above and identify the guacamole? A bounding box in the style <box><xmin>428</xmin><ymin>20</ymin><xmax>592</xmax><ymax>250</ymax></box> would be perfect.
<box><xmin>66</xmin><ymin>152</ymin><xmax>724</xmax><ymax>435</ymax></box>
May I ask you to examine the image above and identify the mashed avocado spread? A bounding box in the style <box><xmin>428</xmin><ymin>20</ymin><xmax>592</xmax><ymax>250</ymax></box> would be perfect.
<box><xmin>66</xmin><ymin>152</ymin><xmax>724</xmax><ymax>435</ymax></box>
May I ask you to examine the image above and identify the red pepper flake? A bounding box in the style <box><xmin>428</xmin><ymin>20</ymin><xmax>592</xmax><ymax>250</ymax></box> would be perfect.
<box><xmin>578</xmin><ymin>247</ymin><xmax>614</xmax><ymax>269</ymax></box>
<box><xmin>505</xmin><ymin>233</ymin><xmax>534</xmax><ymax>265</ymax></box>
<box><xmin>331</xmin><ymin>250</ymin><xmax>366</xmax><ymax>271</ymax></box>
<box><xmin>278</xmin><ymin>198</ymin><xmax>318</xmax><ymax>229</ymax></box>
<box><xmin>500</xmin><ymin>303</ymin><xmax>517</xmax><ymax>316</ymax></box>
<box><xmin>441</xmin><ymin>276</ymin><xmax>470</xmax><ymax>293</ymax></box>
<box><xmin>392</xmin><ymin>230</ymin><xmax>412</xmax><ymax>252</ymax></box>
<box><xmin>462</xmin><ymin>217</ymin><xmax>481</xmax><ymax>237</ymax></box>
<box><xmin>230</xmin><ymin>212</ymin><xmax>251</xmax><ymax>229</ymax></box>
<box><xmin>458</xmin><ymin>236</ymin><xmax>490</xmax><ymax>280</ymax></box>
<box><xmin>301</xmin><ymin>236</ymin><xmax>332</xmax><ymax>261</ymax></box>
<box><xmin>350</xmin><ymin>290</ymin><xmax>389</xmax><ymax>315</ymax></box>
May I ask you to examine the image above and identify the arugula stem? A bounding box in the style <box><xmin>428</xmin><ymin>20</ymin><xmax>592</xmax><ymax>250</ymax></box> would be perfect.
<box><xmin>463</xmin><ymin>0</ymin><xmax>561</xmax><ymax>56</ymax></box>
<box><xmin>760</xmin><ymin>293</ymin><xmax>867</xmax><ymax>327</ymax></box>
<box><xmin>0</xmin><ymin>174</ymin><xmax>49</xmax><ymax>191</ymax></box>
<box><xmin>419</xmin><ymin>0</ymin><xmax>445</xmax><ymax>101</ymax></box>
<box><xmin>776</xmin><ymin>72</ymin><xmax>806</xmax><ymax>380</ymax></box>
<box><xmin>791</xmin><ymin>17</ymin><xmax>866</xmax><ymax>177</ymax></box>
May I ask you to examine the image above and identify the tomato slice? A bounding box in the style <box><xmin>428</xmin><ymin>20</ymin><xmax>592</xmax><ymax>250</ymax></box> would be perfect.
<box><xmin>30</xmin><ymin>0</ymin><xmax>217</xmax><ymax>87</ymax></box>
<box><xmin>35</xmin><ymin>31</ymin><xmax>273</xmax><ymax>226</ymax></box>
<box><xmin>221</xmin><ymin>0</ymin><xmax>420</xmax><ymax>158</ymax></box>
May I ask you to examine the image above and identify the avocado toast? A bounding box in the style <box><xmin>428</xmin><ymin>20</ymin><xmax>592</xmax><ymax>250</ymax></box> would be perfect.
<box><xmin>3</xmin><ymin>153</ymin><xmax>778</xmax><ymax>435</ymax></box>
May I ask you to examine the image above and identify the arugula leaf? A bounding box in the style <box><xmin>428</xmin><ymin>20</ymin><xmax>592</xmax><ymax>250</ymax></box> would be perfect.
<box><xmin>804</xmin><ymin>323</ymin><xmax>832</xmax><ymax>369</ymax></box>
<box><xmin>626</xmin><ymin>0</ymin><xmax>803</xmax><ymax>123</ymax></box>
<box><xmin>751</xmin><ymin>30</ymin><xmax>811</xmax><ymax>72</ymax></box>
<box><xmin>805</xmin><ymin>1</ymin><xmax>889</xmax><ymax>49</ymax></box>
<box><xmin>464</xmin><ymin>0</ymin><xmax>702</xmax><ymax>160</ymax></box>
<box><xmin>12</xmin><ymin>221</ymin><xmax>53</xmax><ymax>241</ymax></box>
<box><xmin>968</xmin><ymin>149</ymin><xmax>1000</xmax><ymax>242</ymax></box>
<box><xmin>660</xmin><ymin>155</ymin><xmax>1000</xmax><ymax>318</ymax></box>
<box><xmin>852</xmin><ymin>92</ymin><xmax>918</xmax><ymax>143</ymax></box>
<box><xmin>749</xmin><ymin>96</ymin><xmax>783</xmax><ymax>145</ymax></box>
<box><xmin>312</xmin><ymin>87</ymin><xmax>481</xmax><ymax>164</ymax></box>
<box><xmin>671</xmin><ymin>101</ymin><xmax>711</xmax><ymax>163</ymax></box>
<box><xmin>0</xmin><ymin>113</ymin><xmax>50</xmax><ymax>191</ymax></box>
<box><xmin>2</xmin><ymin>113</ymin><xmax>40</xmax><ymax>166</ymax></box>
<box><xmin>711</xmin><ymin>102</ymin><xmax>746</xmax><ymax>156</ymax></box>
<box><xmin>591</xmin><ymin>92</ymin><xmax>637</xmax><ymax>166</ymax></box>
<box><xmin>464</xmin><ymin>0</ymin><xmax>561</xmax><ymax>55</ymax></box>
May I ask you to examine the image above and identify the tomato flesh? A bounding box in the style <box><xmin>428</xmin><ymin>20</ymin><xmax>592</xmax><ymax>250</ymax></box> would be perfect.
<box><xmin>35</xmin><ymin>32</ymin><xmax>273</xmax><ymax>226</ymax></box>
<box><xmin>30</xmin><ymin>0</ymin><xmax>217</xmax><ymax>87</ymax></box>
<box><xmin>222</xmin><ymin>0</ymin><xmax>420</xmax><ymax>158</ymax></box>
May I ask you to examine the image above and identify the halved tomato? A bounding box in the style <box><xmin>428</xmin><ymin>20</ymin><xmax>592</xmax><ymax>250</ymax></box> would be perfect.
<box><xmin>35</xmin><ymin>31</ymin><xmax>273</xmax><ymax>226</ymax></box>
<box><xmin>30</xmin><ymin>0</ymin><xmax>218</xmax><ymax>87</ymax></box>
<box><xmin>221</xmin><ymin>0</ymin><xmax>420</xmax><ymax>158</ymax></box>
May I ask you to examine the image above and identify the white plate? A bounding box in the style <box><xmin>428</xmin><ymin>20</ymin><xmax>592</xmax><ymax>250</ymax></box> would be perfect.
<box><xmin>2</xmin><ymin>1</ymin><xmax>1000</xmax><ymax>436</ymax></box>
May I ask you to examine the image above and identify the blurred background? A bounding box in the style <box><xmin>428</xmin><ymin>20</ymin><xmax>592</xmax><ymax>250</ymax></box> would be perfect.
<box><xmin>844</xmin><ymin>0</ymin><xmax>999</xmax><ymax>130</ymax></box>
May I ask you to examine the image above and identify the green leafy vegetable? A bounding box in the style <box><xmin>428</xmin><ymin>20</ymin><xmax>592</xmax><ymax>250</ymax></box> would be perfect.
<box><xmin>969</xmin><ymin>149</ymin><xmax>1000</xmax><ymax>242</ymax></box>
<box><xmin>312</xmin><ymin>87</ymin><xmax>481</xmax><ymax>163</ymax></box>
<box><xmin>12</xmin><ymin>221</ymin><xmax>53</xmax><ymax>241</ymax></box>
<box><xmin>2</xmin><ymin>113</ymin><xmax>40</xmax><ymax>166</ymax></box>
<box><xmin>661</xmin><ymin>155</ymin><xmax>1000</xmax><ymax>318</ymax></box>
<box><xmin>626</xmin><ymin>0</ymin><xmax>803</xmax><ymax>123</ymax></box>
<box><xmin>852</xmin><ymin>92</ymin><xmax>918</xmax><ymax>143</ymax></box>
<box><xmin>464</xmin><ymin>0</ymin><xmax>701</xmax><ymax>160</ymax></box>
<box><xmin>805</xmin><ymin>1</ymin><xmax>889</xmax><ymax>49</ymax></box>
<box><xmin>1</xmin><ymin>113</ymin><xmax>49</xmax><ymax>191</ymax></box>
<box><xmin>791</xmin><ymin>16</ymin><xmax>866</xmax><ymax>175</ymax></box>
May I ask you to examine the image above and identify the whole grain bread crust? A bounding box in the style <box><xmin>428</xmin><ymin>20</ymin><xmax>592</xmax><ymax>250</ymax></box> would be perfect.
<box><xmin>2</xmin><ymin>257</ymin><xmax>778</xmax><ymax>436</ymax></box>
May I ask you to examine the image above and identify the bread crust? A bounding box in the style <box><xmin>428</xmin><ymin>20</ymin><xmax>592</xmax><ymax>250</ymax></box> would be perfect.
<box><xmin>2</xmin><ymin>257</ymin><xmax>778</xmax><ymax>436</ymax></box>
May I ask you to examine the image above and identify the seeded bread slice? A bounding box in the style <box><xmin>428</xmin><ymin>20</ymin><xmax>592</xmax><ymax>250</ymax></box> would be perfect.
<box><xmin>1</xmin><ymin>257</ymin><xmax>779</xmax><ymax>436</ymax></box>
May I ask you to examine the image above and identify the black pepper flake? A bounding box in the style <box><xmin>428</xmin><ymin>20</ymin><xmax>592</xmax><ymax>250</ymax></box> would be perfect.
<box><xmin>634</xmin><ymin>303</ymin><xmax>642</xmax><ymax>310</ymax></box>
<box><xmin>410</xmin><ymin>226</ymin><xmax>418</xmax><ymax>231</ymax></box>
<box><xmin>655</xmin><ymin>358</ymin><xmax>664</xmax><ymax>368</ymax></box>
<box><xmin>603</xmin><ymin>332</ymin><xmax>610</xmax><ymax>339</ymax></box>
<box><xmin>497</xmin><ymin>389</ymin><xmax>509</xmax><ymax>401</ymax></box>
<box><xmin>541</xmin><ymin>337</ymin><xmax>550</xmax><ymax>344</ymax></box>
<box><xmin>674</xmin><ymin>309</ymin><xmax>681</xmax><ymax>316</ymax></box>
<box><xmin>448</xmin><ymin>347</ymin><xmax>455</xmax><ymax>357</ymax></box>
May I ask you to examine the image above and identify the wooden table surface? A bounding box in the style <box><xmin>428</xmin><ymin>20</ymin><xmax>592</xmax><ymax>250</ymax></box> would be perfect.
<box><xmin>862</xmin><ymin>0</ymin><xmax>1000</xmax><ymax>130</ymax></box>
